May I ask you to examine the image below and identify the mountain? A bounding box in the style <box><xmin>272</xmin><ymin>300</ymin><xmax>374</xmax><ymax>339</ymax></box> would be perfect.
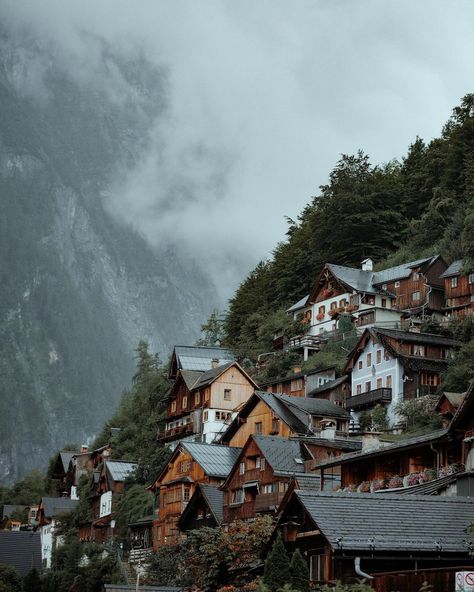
<box><xmin>0</xmin><ymin>28</ymin><xmax>218</xmax><ymax>483</ymax></box>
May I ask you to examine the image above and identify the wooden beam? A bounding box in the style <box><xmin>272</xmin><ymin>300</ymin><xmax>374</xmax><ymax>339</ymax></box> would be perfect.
<box><xmin>296</xmin><ymin>529</ymin><xmax>321</xmax><ymax>539</ymax></box>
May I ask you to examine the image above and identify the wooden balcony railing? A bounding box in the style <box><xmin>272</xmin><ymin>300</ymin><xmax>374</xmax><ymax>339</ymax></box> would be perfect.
<box><xmin>254</xmin><ymin>491</ymin><xmax>285</xmax><ymax>512</ymax></box>
<box><xmin>345</xmin><ymin>388</ymin><xmax>392</xmax><ymax>411</ymax></box>
<box><xmin>157</xmin><ymin>422</ymin><xmax>194</xmax><ymax>442</ymax></box>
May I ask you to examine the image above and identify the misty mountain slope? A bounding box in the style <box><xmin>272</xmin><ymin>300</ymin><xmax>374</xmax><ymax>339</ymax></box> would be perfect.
<box><xmin>0</xmin><ymin>31</ymin><xmax>218</xmax><ymax>483</ymax></box>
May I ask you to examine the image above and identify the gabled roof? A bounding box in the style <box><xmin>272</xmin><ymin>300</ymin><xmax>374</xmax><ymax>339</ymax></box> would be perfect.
<box><xmin>105</xmin><ymin>460</ymin><xmax>138</xmax><ymax>482</ymax></box>
<box><xmin>373</xmin><ymin>327</ymin><xmax>458</xmax><ymax>347</ymax></box>
<box><xmin>59</xmin><ymin>451</ymin><xmax>75</xmax><ymax>473</ymax></box>
<box><xmin>192</xmin><ymin>361</ymin><xmax>258</xmax><ymax>391</ymax></box>
<box><xmin>440</xmin><ymin>259</ymin><xmax>464</xmax><ymax>278</ymax></box>
<box><xmin>181</xmin><ymin>442</ymin><xmax>242</xmax><ymax>478</ymax></box>
<box><xmin>219</xmin><ymin>391</ymin><xmax>349</xmax><ymax>444</ymax></box>
<box><xmin>41</xmin><ymin>496</ymin><xmax>78</xmax><ymax>518</ymax></box>
<box><xmin>435</xmin><ymin>391</ymin><xmax>466</xmax><ymax>412</ymax></box>
<box><xmin>169</xmin><ymin>345</ymin><xmax>236</xmax><ymax>377</ymax></box>
<box><xmin>180</xmin><ymin>370</ymin><xmax>203</xmax><ymax>390</ymax></box>
<box><xmin>253</xmin><ymin>435</ymin><xmax>307</xmax><ymax>476</ymax></box>
<box><xmin>286</xmin><ymin>295</ymin><xmax>309</xmax><ymax>313</ymax></box>
<box><xmin>177</xmin><ymin>483</ymin><xmax>224</xmax><ymax>530</ymax></box>
<box><xmin>317</xmin><ymin>428</ymin><xmax>449</xmax><ymax>469</ymax></box>
<box><xmin>307</xmin><ymin>375</ymin><xmax>348</xmax><ymax>397</ymax></box>
<box><xmin>299</xmin><ymin>437</ymin><xmax>362</xmax><ymax>453</ymax></box>
<box><xmin>372</xmin><ymin>255</ymin><xmax>440</xmax><ymax>285</ymax></box>
<box><xmin>0</xmin><ymin>531</ymin><xmax>42</xmax><ymax>575</ymax></box>
<box><xmin>287</xmin><ymin>490</ymin><xmax>473</xmax><ymax>553</ymax></box>
<box><xmin>1</xmin><ymin>505</ymin><xmax>28</xmax><ymax>519</ymax></box>
<box><xmin>450</xmin><ymin>379</ymin><xmax>474</xmax><ymax>432</ymax></box>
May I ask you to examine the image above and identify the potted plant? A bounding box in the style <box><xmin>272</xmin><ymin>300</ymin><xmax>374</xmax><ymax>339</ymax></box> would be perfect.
<box><xmin>388</xmin><ymin>475</ymin><xmax>403</xmax><ymax>489</ymax></box>
<box><xmin>422</xmin><ymin>468</ymin><xmax>437</xmax><ymax>482</ymax></box>
<box><xmin>316</xmin><ymin>312</ymin><xmax>325</xmax><ymax>321</ymax></box>
<box><xmin>357</xmin><ymin>481</ymin><xmax>370</xmax><ymax>493</ymax></box>
<box><xmin>403</xmin><ymin>472</ymin><xmax>421</xmax><ymax>487</ymax></box>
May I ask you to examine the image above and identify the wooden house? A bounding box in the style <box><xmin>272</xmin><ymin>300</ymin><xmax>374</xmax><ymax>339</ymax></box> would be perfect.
<box><xmin>441</xmin><ymin>259</ymin><xmax>474</xmax><ymax>317</ymax></box>
<box><xmin>0</xmin><ymin>505</ymin><xmax>27</xmax><ymax>531</ymax></box>
<box><xmin>221</xmin><ymin>434</ymin><xmax>361</xmax><ymax>524</ymax></box>
<box><xmin>68</xmin><ymin>444</ymin><xmax>111</xmax><ymax>499</ymax></box>
<box><xmin>148</xmin><ymin>442</ymin><xmax>241</xmax><ymax>549</ymax></box>
<box><xmin>177</xmin><ymin>484</ymin><xmax>223</xmax><ymax>533</ymax></box>
<box><xmin>286</xmin><ymin>255</ymin><xmax>447</xmax><ymax>345</ymax></box>
<box><xmin>258</xmin><ymin>367</ymin><xmax>336</xmax><ymax>398</ymax></box>
<box><xmin>80</xmin><ymin>460</ymin><xmax>138</xmax><ymax>543</ymax></box>
<box><xmin>275</xmin><ymin>490</ymin><xmax>474</xmax><ymax>589</ymax></box>
<box><xmin>344</xmin><ymin>327</ymin><xmax>459</xmax><ymax>428</ymax></box>
<box><xmin>168</xmin><ymin>345</ymin><xmax>236</xmax><ymax>379</ymax></box>
<box><xmin>128</xmin><ymin>515</ymin><xmax>154</xmax><ymax>564</ymax></box>
<box><xmin>158</xmin><ymin>360</ymin><xmax>258</xmax><ymax>445</ymax></box>
<box><xmin>435</xmin><ymin>391</ymin><xmax>466</xmax><ymax>426</ymax></box>
<box><xmin>219</xmin><ymin>391</ymin><xmax>351</xmax><ymax>448</ymax></box>
<box><xmin>307</xmin><ymin>375</ymin><xmax>350</xmax><ymax>406</ymax></box>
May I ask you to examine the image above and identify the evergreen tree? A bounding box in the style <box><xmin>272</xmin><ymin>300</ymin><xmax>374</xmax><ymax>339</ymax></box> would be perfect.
<box><xmin>23</xmin><ymin>568</ymin><xmax>42</xmax><ymax>592</ymax></box>
<box><xmin>263</xmin><ymin>533</ymin><xmax>291</xmax><ymax>591</ymax></box>
<box><xmin>290</xmin><ymin>549</ymin><xmax>310</xmax><ymax>592</ymax></box>
<box><xmin>0</xmin><ymin>564</ymin><xmax>22</xmax><ymax>592</ymax></box>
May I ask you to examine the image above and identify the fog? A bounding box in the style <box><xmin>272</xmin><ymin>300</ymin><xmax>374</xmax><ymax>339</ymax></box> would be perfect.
<box><xmin>3</xmin><ymin>0</ymin><xmax>474</xmax><ymax>300</ymax></box>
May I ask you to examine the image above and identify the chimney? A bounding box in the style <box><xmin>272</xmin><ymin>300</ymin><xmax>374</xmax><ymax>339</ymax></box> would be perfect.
<box><xmin>81</xmin><ymin>444</ymin><xmax>89</xmax><ymax>453</ymax></box>
<box><xmin>361</xmin><ymin>430</ymin><xmax>382</xmax><ymax>451</ymax></box>
<box><xmin>361</xmin><ymin>258</ymin><xmax>374</xmax><ymax>272</ymax></box>
<box><xmin>211</xmin><ymin>358</ymin><xmax>219</xmax><ymax>369</ymax></box>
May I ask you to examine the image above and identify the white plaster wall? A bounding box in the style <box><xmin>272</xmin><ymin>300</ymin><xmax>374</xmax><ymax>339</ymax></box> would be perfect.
<box><xmin>202</xmin><ymin>408</ymin><xmax>237</xmax><ymax>443</ymax></box>
<box><xmin>351</xmin><ymin>336</ymin><xmax>404</xmax><ymax>426</ymax></box>
<box><xmin>41</xmin><ymin>522</ymin><xmax>54</xmax><ymax>568</ymax></box>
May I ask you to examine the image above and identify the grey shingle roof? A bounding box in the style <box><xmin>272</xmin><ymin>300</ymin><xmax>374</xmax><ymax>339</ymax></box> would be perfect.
<box><xmin>286</xmin><ymin>295</ymin><xmax>309</xmax><ymax>313</ymax></box>
<box><xmin>292</xmin><ymin>490</ymin><xmax>473</xmax><ymax>553</ymax></box>
<box><xmin>106</xmin><ymin>460</ymin><xmax>138</xmax><ymax>482</ymax></box>
<box><xmin>294</xmin><ymin>473</ymin><xmax>321</xmax><ymax>490</ymax></box>
<box><xmin>192</xmin><ymin>362</ymin><xmax>235</xmax><ymax>390</ymax></box>
<box><xmin>299</xmin><ymin>437</ymin><xmax>362</xmax><ymax>453</ymax></box>
<box><xmin>372</xmin><ymin>256</ymin><xmax>438</xmax><ymax>285</ymax></box>
<box><xmin>307</xmin><ymin>376</ymin><xmax>348</xmax><ymax>397</ymax></box>
<box><xmin>440</xmin><ymin>259</ymin><xmax>464</xmax><ymax>278</ymax></box>
<box><xmin>380</xmin><ymin>473</ymin><xmax>459</xmax><ymax>496</ymax></box>
<box><xmin>180</xmin><ymin>370</ymin><xmax>203</xmax><ymax>390</ymax></box>
<box><xmin>1</xmin><ymin>504</ymin><xmax>27</xmax><ymax>519</ymax></box>
<box><xmin>42</xmin><ymin>497</ymin><xmax>78</xmax><ymax>518</ymax></box>
<box><xmin>199</xmin><ymin>484</ymin><xmax>224</xmax><ymax>523</ymax></box>
<box><xmin>253</xmin><ymin>435</ymin><xmax>306</xmax><ymax>476</ymax></box>
<box><xmin>374</xmin><ymin>327</ymin><xmax>458</xmax><ymax>347</ymax></box>
<box><xmin>317</xmin><ymin>428</ymin><xmax>449</xmax><ymax>469</ymax></box>
<box><xmin>0</xmin><ymin>531</ymin><xmax>42</xmax><ymax>576</ymax></box>
<box><xmin>173</xmin><ymin>346</ymin><xmax>236</xmax><ymax>372</ymax></box>
<box><xmin>274</xmin><ymin>393</ymin><xmax>350</xmax><ymax>419</ymax></box>
<box><xmin>181</xmin><ymin>442</ymin><xmax>241</xmax><ymax>478</ymax></box>
<box><xmin>59</xmin><ymin>451</ymin><xmax>75</xmax><ymax>472</ymax></box>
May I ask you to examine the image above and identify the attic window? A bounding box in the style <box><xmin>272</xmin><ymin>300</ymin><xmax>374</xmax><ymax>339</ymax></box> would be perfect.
<box><xmin>394</xmin><ymin>281</ymin><xmax>400</xmax><ymax>288</ymax></box>
<box><xmin>451</xmin><ymin>277</ymin><xmax>458</xmax><ymax>288</ymax></box>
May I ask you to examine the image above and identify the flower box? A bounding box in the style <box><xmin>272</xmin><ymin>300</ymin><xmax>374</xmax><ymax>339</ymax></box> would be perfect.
<box><xmin>357</xmin><ymin>481</ymin><xmax>370</xmax><ymax>493</ymax></box>
<box><xmin>403</xmin><ymin>472</ymin><xmax>421</xmax><ymax>487</ymax></box>
<box><xmin>370</xmin><ymin>479</ymin><xmax>387</xmax><ymax>492</ymax></box>
<box><xmin>388</xmin><ymin>475</ymin><xmax>403</xmax><ymax>489</ymax></box>
<box><xmin>422</xmin><ymin>468</ymin><xmax>437</xmax><ymax>482</ymax></box>
<box><xmin>316</xmin><ymin>313</ymin><xmax>325</xmax><ymax>321</ymax></box>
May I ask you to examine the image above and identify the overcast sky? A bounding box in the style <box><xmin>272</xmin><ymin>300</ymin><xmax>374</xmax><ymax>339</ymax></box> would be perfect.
<box><xmin>3</xmin><ymin>1</ymin><xmax>474</xmax><ymax>299</ymax></box>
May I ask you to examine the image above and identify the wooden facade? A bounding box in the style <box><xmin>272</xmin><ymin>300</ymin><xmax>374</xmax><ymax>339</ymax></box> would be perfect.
<box><xmin>442</xmin><ymin>260</ymin><xmax>474</xmax><ymax>317</ymax></box>
<box><xmin>259</xmin><ymin>367</ymin><xmax>336</xmax><ymax>399</ymax></box>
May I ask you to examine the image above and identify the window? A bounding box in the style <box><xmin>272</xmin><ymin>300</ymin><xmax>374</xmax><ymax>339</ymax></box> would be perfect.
<box><xmin>411</xmin><ymin>344</ymin><xmax>425</xmax><ymax>356</ymax></box>
<box><xmin>271</xmin><ymin>417</ymin><xmax>280</xmax><ymax>433</ymax></box>
<box><xmin>376</xmin><ymin>378</ymin><xmax>382</xmax><ymax>389</ymax></box>
<box><xmin>239</xmin><ymin>462</ymin><xmax>245</xmax><ymax>475</ymax></box>
<box><xmin>278</xmin><ymin>481</ymin><xmax>289</xmax><ymax>493</ymax></box>
<box><xmin>386</xmin><ymin>375</ymin><xmax>392</xmax><ymax>388</ymax></box>
<box><xmin>394</xmin><ymin>281</ymin><xmax>400</xmax><ymax>288</ymax></box>
<box><xmin>413</xmin><ymin>272</ymin><xmax>420</xmax><ymax>280</ymax></box>
<box><xmin>358</xmin><ymin>360</ymin><xmax>363</xmax><ymax>370</ymax></box>
<box><xmin>358</xmin><ymin>311</ymin><xmax>375</xmax><ymax>326</ymax></box>
<box><xmin>231</xmin><ymin>489</ymin><xmax>244</xmax><ymax>504</ymax></box>
<box><xmin>182</xmin><ymin>396</ymin><xmax>188</xmax><ymax>408</ymax></box>
<box><xmin>183</xmin><ymin>486</ymin><xmax>190</xmax><ymax>501</ymax></box>
<box><xmin>318</xmin><ymin>305</ymin><xmax>325</xmax><ymax>315</ymax></box>
<box><xmin>259</xmin><ymin>458</ymin><xmax>266</xmax><ymax>471</ymax></box>
<box><xmin>376</xmin><ymin>350</ymin><xmax>382</xmax><ymax>364</ymax></box>
<box><xmin>384</xmin><ymin>350</ymin><xmax>390</xmax><ymax>361</ymax></box>
<box><xmin>381</xmin><ymin>298</ymin><xmax>387</xmax><ymax>308</ymax></box>
<box><xmin>309</xmin><ymin>554</ymin><xmax>325</xmax><ymax>582</ymax></box>
<box><xmin>194</xmin><ymin>392</ymin><xmax>201</xmax><ymax>405</ymax></box>
<box><xmin>382</xmin><ymin>284</ymin><xmax>387</xmax><ymax>290</ymax></box>
<box><xmin>205</xmin><ymin>389</ymin><xmax>210</xmax><ymax>402</ymax></box>
<box><xmin>421</xmin><ymin>372</ymin><xmax>440</xmax><ymax>386</ymax></box>
<box><xmin>30</xmin><ymin>509</ymin><xmax>36</xmax><ymax>518</ymax></box>
<box><xmin>224</xmin><ymin>389</ymin><xmax>232</xmax><ymax>401</ymax></box>
<box><xmin>451</xmin><ymin>276</ymin><xmax>458</xmax><ymax>288</ymax></box>
<box><xmin>339</xmin><ymin>298</ymin><xmax>347</xmax><ymax>307</ymax></box>
<box><xmin>469</xmin><ymin>273</ymin><xmax>474</xmax><ymax>285</ymax></box>
<box><xmin>197</xmin><ymin>510</ymin><xmax>204</xmax><ymax>520</ymax></box>
<box><xmin>255</xmin><ymin>422</ymin><xmax>263</xmax><ymax>434</ymax></box>
<box><xmin>356</xmin><ymin>384</ymin><xmax>362</xmax><ymax>395</ymax></box>
<box><xmin>330</xmin><ymin>301</ymin><xmax>337</xmax><ymax>310</ymax></box>
<box><xmin>412</xmin><ymin>291</ymin><xmax>421</xmax><ymax>301</ymax></box>
<box><xmin>366</xmin><ymin>353</ymin><xmax>372</xmax><ymax>367</ymax></box>
<box><xmin>203</xmin><ymin>410</ymin><xmax>209</xmax><ymax>422</ymax></box>
<box><xmin>171</xmin><ymin>401</ymin><xmax>176</xmax><ymax>413</ymax></box>
<box><xmin>263</xmin><ymin>483</ymin><xmax>276</xmax><ymax>494</ymax></box>
<box><xmin>291</xmin><ymin>378</ymin><xmax>304</xmax><ymax>392</ymax></box>
<box><xmin>365</xmin><ymin>381</ymin><xmax>371</xmax><ymax>392</ymax></box>
<box><xmin>178</xmin><ymin>460</ymin><xmax>191</xmax><ymax>473</ymax></box>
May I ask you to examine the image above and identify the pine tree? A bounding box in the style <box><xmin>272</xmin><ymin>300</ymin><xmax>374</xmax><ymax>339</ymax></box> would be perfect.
<box><xmin>290</xmin><ymin>549</ymin><xmax>310</xmax><ymax>592</ymax></box>
<box><xmin>23</xmin><ymin>568</ymin><xmax>42</xmax><ymax>592</ymax></box>
<box><xmin>263</xmin><ymin>533</ymin><xmax>291</xmax><ymax>591</ymax></box>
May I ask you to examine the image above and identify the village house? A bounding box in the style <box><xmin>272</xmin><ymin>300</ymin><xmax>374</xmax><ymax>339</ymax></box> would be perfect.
<box><xmin>159</xmin><ymin>347</ymin><xmax>258</xmax><ymax>445</ymax></box>
<box><xmin>0</xmin><ymin>505</ymin><xmax>28</xmax><ymax>531</ymax></box>
<box><xmin>49</xmin><ymin>450</ymin><xmax>76</xmax><ymax>496</ymax></box>
<box><xmin>435</xmin><ymin>391</ymin><xmax>466</xmax><ymax>426</ymax></box>
<box><xmin>441</xmin><ymin>259</ymin><xmax>474</xmax><ymax>317</ymax></box>
<box><xmin>307</xmin><ymin>375</ymin><xmax>350</xmax><ymax>406</ymax></box>
<box><xmin>275</xmin><ymin>490</ymin><xmax>474</xmax><ymax>590</ymax></box>
<box><xmin>177</xmin><ymin>483</ymin><xmax>224</xmax><ymax>533</ymax></box>
<box><xmin>36</xmin><ymin>496</ymin><xmax>78</xmax><ymax>568</ymax></box>
<box><xmin>219</xmin><ymin>391</ymin><xmax>351</xmax><ymax>448</ymax></box>
<box><xmin>148</xmin><ymin>442</ymin><xmax>241</xmax><ymax>549</ymax></box>
<box><xmin>221</xmin><ymin>434</ymin><xmax>360</xmax><ymax>524</ymax></box>
<box><xmin>79</xmin><ymin>460</ymin><xmax>137</xmax><ymax>543</ymax></box>
<box><xmin>67</xmin><ymin>444</ymin><xmax>111</xmax><ymax>500</ymax></box>
<box><xmin>286</xmin><ymin>256</ymin><xmax>447</xmax><ymax>349</ymax></box>
<box><xmin>258</xmin><ymin>366</ymin><xmax>336</xmax><ymax>398</ymax></box>
<box><xmin>344</xmin><ymin>327</ymin><xmax>459</xmax><ymax>428</ymax></box>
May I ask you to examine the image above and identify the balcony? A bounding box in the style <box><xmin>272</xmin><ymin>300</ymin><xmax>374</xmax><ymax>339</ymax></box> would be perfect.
<box><xmin>286</xmin><ymin>334</ymin><xmax>323</xmax><ymax>351</ymax></box>
<box><xmin>255</xmin><ymin>491</ymin><xmax>286</xmax><ymax>512</ymax></box>
<box><xmin>157</xmin><ymin>422</ymin><xmax>194</xmax><ymax>442</ymax></box>
<box><xmin>346</xmin><ymin>388</ymin><xmax>392</xmax><ymax>411</ymax></box>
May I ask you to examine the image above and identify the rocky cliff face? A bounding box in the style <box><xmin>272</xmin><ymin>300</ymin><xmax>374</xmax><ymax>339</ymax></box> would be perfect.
<box><xmin>0</xmin><ymin>30</ymin><xmax>218</xmax><ymax>483</ymax></box>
